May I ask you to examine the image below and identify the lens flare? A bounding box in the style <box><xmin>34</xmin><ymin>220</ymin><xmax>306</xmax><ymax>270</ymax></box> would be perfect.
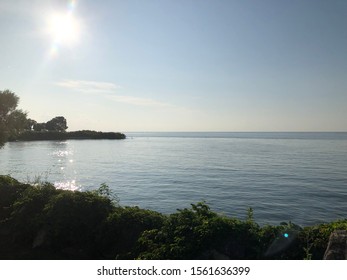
<box><xmin>67</xmin><ymin>0</ymin><xmax>77</xmax><ymax>11</ymax></box>
<box><xmin>49</xmin><ymin>13</ymin><xmax>79</xmax><ymax>44</ymax></box>
<box><xmin>46</xmin><ymin>0</ymin><xmax>80</xmax><ymax>57</ymax></box>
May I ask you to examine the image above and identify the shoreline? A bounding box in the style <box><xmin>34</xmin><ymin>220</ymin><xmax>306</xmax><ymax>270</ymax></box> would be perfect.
<box><xmin>10</xmin><ymin>130</ymin><xmax>126</xmax><ymax>141</ymax></box>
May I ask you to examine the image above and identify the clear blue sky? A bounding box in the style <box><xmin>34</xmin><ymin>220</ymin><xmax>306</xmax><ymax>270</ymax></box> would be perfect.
<box><xmin>1</xmin><ymin>0</ymin><xmax>346</xmax><ymax>132</ymax></box>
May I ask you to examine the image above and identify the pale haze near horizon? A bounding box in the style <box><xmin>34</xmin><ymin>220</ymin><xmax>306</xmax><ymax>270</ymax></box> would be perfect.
<box><xmin>0</xmin><ymin>0</ymin><xmax>346</xmax><ymax>132</ymax></box>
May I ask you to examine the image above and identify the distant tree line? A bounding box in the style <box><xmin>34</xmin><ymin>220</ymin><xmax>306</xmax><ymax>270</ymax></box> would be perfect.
<box><xmin>0</xmin><ymin>89</ymin><xmax>125</xmax><ymax>146</ymax></box>
<box><xmin>15</xmin><ymin>130</ymin><xmax>125</xmax><ymax>141</ymax></box>
<box><xmin>30</xmin><ymin>116</ymin><xmax>68</xmax><ymax>132</ymax></box>
<box><xmin>0</xmin><ymin>89</ymin><xmax>68</xmax><ymax>146</ymax></box>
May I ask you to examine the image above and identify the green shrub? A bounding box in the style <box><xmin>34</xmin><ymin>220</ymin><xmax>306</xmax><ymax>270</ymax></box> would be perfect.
<box><xmin>0</xmin><ymin>175</ymin><xmax>29</xmax><ymax>220</ymax></box>
<box><xmin>97</xmin><ymin>206</ymin><xmax>165</xmax><ymax>259</ymax></box>
<box><xmin>299</xmin><ymin>220</ymin><xmax>347</xmax><ymax>259</ymax></box>
<box><xmin>259</xmin><ymin>222</ymin><xmax>304</xmax><ymax>259</ymax></box>
<box><xmin>137</xmin><ymin>202</ymin><xmax>261</xmax><ymax>259</ymax></box>
<box><xmin>0</xmin><ymin>176</ymin><xmax>345</xmax><ymax>260</ymax></box>
<box><xmin>42</xmin><ymin>191</ymin><xmax>114</xmax><ymax>258</ymax></box>
<box><xmin>7</xmin><ymin>183</ymin><xmax>58</xmax><ymax>246</ymax></box>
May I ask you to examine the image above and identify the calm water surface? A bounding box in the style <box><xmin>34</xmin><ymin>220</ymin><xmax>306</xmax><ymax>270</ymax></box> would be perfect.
<box><xmin>1</xmin><ymin>132</ymin><xmax>347</xmax><ymax>225</ymax></box>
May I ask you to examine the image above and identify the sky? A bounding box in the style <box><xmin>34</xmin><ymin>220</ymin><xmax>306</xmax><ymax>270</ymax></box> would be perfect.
<box><xmin>0</xmin><ymin>0</ymin><xmax>346</xmax><ymax>132</ymax></box>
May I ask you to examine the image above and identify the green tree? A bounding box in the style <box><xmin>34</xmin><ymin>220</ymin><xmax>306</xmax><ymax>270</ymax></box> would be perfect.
<box><xmin>0</xmin><ymin>89</ymin><xmax>28</xmax><ymax>147</ymax></box>
<box><xmin>33</xmin><ymin>122</ymin><xmax>46</xmax><ymax>132</ymax></box>
<box><xmin>25</xmin><ymin>118</ymin><xmax>37</xmax><ymax>131</ymax></box>
<box><xmin>45</xmin><ymin>116</ymin><xmax>68</xmax><ymax>132</ymax></box>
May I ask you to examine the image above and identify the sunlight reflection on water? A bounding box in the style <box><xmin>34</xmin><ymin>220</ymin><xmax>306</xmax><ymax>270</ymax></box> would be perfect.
<box><xmin>54</xmin><ymin>180</ymin><xmax>80</xmax><ymax>191</ymax></box>
<box><xmin>48</xmin><ymin>142</ymin><xmax>79</xmax><ymax>190</ymax></box>
<box><xmin>52</xmin><ymin>150</ymin><xmax>72</xmax><ymax>157</ymax></box>
<box><xmin>1</xmin><ymin>133</ymin><xmax>347</xmax><ymax>225</ymax></box>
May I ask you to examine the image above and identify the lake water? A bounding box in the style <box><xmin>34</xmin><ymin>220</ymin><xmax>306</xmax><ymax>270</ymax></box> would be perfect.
<box><xmin>1</xmin><ymin>132</ymin><xmax>347</xmax><ymax>226</ymax></box>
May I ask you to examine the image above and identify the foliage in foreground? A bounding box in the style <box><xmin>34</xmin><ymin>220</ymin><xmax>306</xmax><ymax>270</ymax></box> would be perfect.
<box><xmin>0</xmin><ymin>175</ymin><xmax>346</xmax><ymax>260</ymax></box>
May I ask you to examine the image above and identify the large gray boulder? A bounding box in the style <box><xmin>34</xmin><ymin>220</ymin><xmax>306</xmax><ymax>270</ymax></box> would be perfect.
<box><xmin>323</xmin><ymin>230</ymin><xmax>347</xmax><ymax>260</ymax></box>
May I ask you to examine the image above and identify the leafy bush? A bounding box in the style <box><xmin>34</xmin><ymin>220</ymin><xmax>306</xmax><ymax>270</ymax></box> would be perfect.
<box><xmin>0</xmin><ymin>176</ymin><xmax>346</xmax><ymax>260</ymax></box>
<box><xmin>0</xmin><ymin>176</ymin><xmax>29</xmax><ymax>220</ymax></box>
<box><xmin>259</xmin><ymin>222</ymin><xmax>304</xmax><ymax>259</ymax></box>
<box><xmin>42</xmin><ymin>191</ymin><xmax>114</xmax><ymax>258</ymax></box>
<box><xmin>5</xmin><ymin>182</ymin><xmax>59</xmax><ymax>256</ymax></box>
<box><xmin>299</xmin><ymin>220</ymin><xmax>347</xmax><ymax>259</ymax></box>
<box><xmin>97</xmin><ymin>206</ymin><xmax>165</xmax><ymax>259</ymax></box>
<box><xmin>136</xmin><ymin>202</ymin><xmax>261</xmax><ymax>259</ymax></box>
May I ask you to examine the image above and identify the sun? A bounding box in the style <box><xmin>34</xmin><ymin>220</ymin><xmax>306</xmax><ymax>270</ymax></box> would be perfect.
<box><xmin>48</xmin><ymin>12</ymin><xmax>80</xmax><ymax>46</ymax></box>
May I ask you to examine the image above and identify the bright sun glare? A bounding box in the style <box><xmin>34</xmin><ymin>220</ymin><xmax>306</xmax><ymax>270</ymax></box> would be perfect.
<box><xmin>48</xmin><ymin>13</ymin><xmax>80</xmax><ymax>45</ymax></box>
<box><xmin>46</xmin><ymin>1</ymin><xmax>80</xmax><ymax>56</ymax></box>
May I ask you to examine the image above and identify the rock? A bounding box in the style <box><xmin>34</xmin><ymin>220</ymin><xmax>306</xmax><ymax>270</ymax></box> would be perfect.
<box><xmin>323</xmin><ymin>230</ymin><xmax>347</xmax><ymax>260</ymax></box>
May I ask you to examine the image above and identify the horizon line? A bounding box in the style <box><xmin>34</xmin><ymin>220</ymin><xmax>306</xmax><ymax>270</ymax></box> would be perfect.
<box><xmin>123</xmin><ymin>131</ymin><xmax>347</xmax><ymax>134</ymax></box>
